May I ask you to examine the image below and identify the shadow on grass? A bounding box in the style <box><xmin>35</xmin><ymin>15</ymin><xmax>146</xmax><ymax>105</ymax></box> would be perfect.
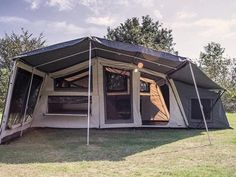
<box><xmin>0</xmin><ymin>128</ymin><xmax>205</xmax><ymax>164</ymax></box>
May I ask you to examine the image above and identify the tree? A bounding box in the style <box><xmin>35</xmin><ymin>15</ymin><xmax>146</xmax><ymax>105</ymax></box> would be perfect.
<box><xmin>0</xmin><ymin>29</ymin><xmax>46</xmax><ymax>112</ymax></box>
<box><xmin>0</xmin><ymin>28</ymin><xmax>45</xmax><ymax>70</ymax></box>
<box><xmin>224</xmin><ymin>58</ymin><xmax>236</xmax><ymax>112</ymax></box>
<box><xmin>0</xmin><ymin>69</ymin><xmax>10</xmax><ymax>112</ymax></box>
<box><xmin>198</xmin><ymin>42</ymin><xmax>236</xmax><ymax>112</ymax></box>
<box><xmin>106</xmin><ymin>15</ymin><xmax>177</xmax><ymax>54</ymax></box>
<box><xmin>199</xmin><ymin>42</ymin><xmax>230</xmax><ymax>85</ymax></box>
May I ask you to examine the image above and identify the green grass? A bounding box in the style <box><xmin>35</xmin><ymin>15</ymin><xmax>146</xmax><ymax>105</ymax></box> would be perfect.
<box><xmin>0</xmin><ymin>113</ymin><xmax>235</xmax><ymax>177</ymax></box>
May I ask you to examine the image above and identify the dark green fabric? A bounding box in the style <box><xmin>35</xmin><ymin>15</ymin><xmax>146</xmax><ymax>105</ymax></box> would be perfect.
<box><xmin>15</xmin><ymin>37</ymin><xmax>221</xmax><ymax>89</ymax></box>
<box><xmin>173</xmin><ymin>80</ymin><xmax>229</xmax><ymax>128</ymax></box>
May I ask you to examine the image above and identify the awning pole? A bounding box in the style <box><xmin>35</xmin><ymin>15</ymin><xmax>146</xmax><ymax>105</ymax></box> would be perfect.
<box><xmin>87</xmin><ymin>39</ymin><xmax>92</xmax><ymax>145</ymax></box>
<box><xmin>189</xmin><ymin>62</ymin><xmax>211</xmax><ymax>145</ymax></box>
<box><xmin>20</xmin><ymin>68</ymin><xmax>34</xmax><ymax>137</ymax></box>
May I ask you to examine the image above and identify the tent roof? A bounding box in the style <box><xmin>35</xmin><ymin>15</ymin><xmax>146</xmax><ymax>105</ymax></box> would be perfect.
<box><xmin>13</xmin><ymin>36</ymin><xmax>222</xmax><ymax>89</ymax></box>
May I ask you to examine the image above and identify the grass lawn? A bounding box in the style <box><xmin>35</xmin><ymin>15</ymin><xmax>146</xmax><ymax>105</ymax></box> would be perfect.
<box><xmin>0</xmin><ymin>113</ymin><xmax>235</xmax><ymax>177</ymax></box>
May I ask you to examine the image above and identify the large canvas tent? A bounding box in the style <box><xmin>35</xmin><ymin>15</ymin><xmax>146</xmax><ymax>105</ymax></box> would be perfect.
<box><xmin>0</xmin><ymin>36</ymin><xmax>229</xmax><ymax>144</ymax></box>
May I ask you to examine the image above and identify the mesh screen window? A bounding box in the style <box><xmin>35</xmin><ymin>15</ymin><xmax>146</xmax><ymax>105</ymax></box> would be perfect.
<box><xmin>104</xmin><ymin>67</ymin><xmax>132</xmax><ymax>123</ymax></box>
<box><xmin>7</xmin><ymin>68</ymin><xmax>43</xmax><ymax>129</ymax></box>
<box><xmin>48</xmin><ymin>96</ymin><xmax>91</xmax><ymax>114</ymax></box>
<box><xmin>140</xmin><ymin>80</ymin><xmax>150</xmax><ymax>93</ymax></box>
<box><xmin>54</xmin><ymin>68</ymin><xmax>92</xmax><ymax>92</ymax></box>
<box><xmin>191</xmin><ymin>99</ymin><xmax>212</xmax><ymax>120</ymax></box>
<box><xmin>104</xmin><ymin>67</ymin><xmax>129</xmax><ymax>93</ymax></box>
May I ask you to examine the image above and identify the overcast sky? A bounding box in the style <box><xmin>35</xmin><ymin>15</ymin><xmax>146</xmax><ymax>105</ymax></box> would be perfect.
<box><xmin>0</xmin><ymin>0</ymin><xmax>236</xmax><ymax>59</ymax></box>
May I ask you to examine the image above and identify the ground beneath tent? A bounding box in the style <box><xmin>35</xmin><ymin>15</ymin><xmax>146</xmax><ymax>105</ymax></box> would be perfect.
<box><xmin>0</xmin><ymin>113</ymin><xmax>235</xmax><ymax>177</ymax></box>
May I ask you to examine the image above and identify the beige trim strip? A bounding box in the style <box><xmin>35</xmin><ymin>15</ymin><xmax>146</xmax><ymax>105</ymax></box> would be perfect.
<box><xmin>17</xmin><ymin>61</ymin><xmax>45</xmax><ymax>77</ymax></box>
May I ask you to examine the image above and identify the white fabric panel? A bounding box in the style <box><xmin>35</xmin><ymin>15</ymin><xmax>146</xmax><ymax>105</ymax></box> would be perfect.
<box><xmin>97</xmin><ymin>59</ymin><xmax>104</xmax><ymax>128</ymax></box>
<box><xmin>17</xmin><ymin>61</ymin><xmax>45</xmax><ymax>77</ymax></box>
<box><xmin>168</xmin><ymin>85</ymin><xmax>187</xmax><ymax>127</ymax></box>
<box><xmin>99</xmin><ymin>57</ymin><xmax>166</xmax><ymax>78</ymax></box>
<box><xmin>49</xmin><ymin>60</ymin><xmax>92</xmax><ymax>78</ymax></box>
<box><xmin>169</xmin><ymin>79</ymin><xmax>189</xmax><ymax>126</ymax></box>
<box><xmin>32</xmin><ymin>115</ymin><xmax>98</xmax><ymax>128</ymax></box>
<box><xmin>132</xmin><ymin>70</ymin><xmax>142</xmax><ymax>127</ymax></box>
<box><xmin>91</xmin><ymin>59</ymin><xmax>100</xmax><ymax>127</ymax></box>
<box><xmin>98</xmin><ymin>58</ymin><xmax>140</xmax><ymax>128</ymax></box>
<box><xmin>31</xmin><ymin>59</ymin><xmax>100</xmax><ymax>128</ymax></box>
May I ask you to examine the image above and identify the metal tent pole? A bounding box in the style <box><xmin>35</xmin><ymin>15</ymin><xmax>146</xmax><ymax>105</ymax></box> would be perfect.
<box><xmin>87</xmin><ymin>40</ymin><xmax>92</xmax><ymax>145</ymax></box>
<box><xmin>20</xmin><ymin>69</ymin><xmax>34</xmax><ymax>137</ymax></box>
<box><xmin>189</xmin><ymin>62</ymin><xmax>211</xmax><ymax>145</ymax></box>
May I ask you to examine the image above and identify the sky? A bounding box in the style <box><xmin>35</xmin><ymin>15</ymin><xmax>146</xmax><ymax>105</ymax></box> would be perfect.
<box><xmin>0</xmin><ymin>0</ymin><xmax>236</xmax><ymax>59</ymax></box>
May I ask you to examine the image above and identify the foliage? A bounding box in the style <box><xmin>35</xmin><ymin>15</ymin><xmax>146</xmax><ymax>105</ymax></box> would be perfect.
<box><xmin>106</xmin><ymin>15</ymin><xmax>177</xmax><ymax>54</ymax></box>
<box><xmin>199</xmin><ymin>42</ymin><xmax>230</xmax><ymax>85</ymax></box>
<box><xmin>0</xmin><ymin>69</ymin><xmax>10</xmax><ymax>113</ymax></box>
<box><xmin>199</xmin><ymin>42</ymin><xmax>236</xmax><ymax>112</ymax></box>
<box><xmin>223</xmin><ymin>91</ymin><xmax>236</xmax><ymax>112</ymax></box>
<box><xmin>0</xmin><ymin>28</ymin><xmax>45</xmax><ymax>70</ymax></box>
<box><xmin>222</xmin><ymin>58</ymin><xmax>236</xmax><ymax>112</ymax></box>
<box><xmin>0</xmin><ymin>28</ymin><xmax>45</xmax><ymax>112</ymax></box>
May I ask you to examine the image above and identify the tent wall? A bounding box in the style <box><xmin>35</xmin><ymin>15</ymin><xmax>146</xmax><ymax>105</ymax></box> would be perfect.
<box><xmin>0</xmin><ymin>62</ymin><xmax>45</xmax><ymax>143</ymax></box>
<box><xmin>30</xmin><ymin>57</ymin><xmax>186</xmax><ymax>129</ymax></box>
<box><xmin>173</xmin><ymin>80</ymin><xmax>229</xmax><ymax>128</ymax></box>
<box><xmin>0</xmin><ymin>57</ymin><xmax>190</xmax><ymax>142</ymax></box>
<box><xmin>31</xmin><ymin>59</ymin><xmax>100</xmax><ymax>128</ymax></box>
<box><xmin>31</xmin><ymin>58</ymin><xmax>142</xmax><ymax>128</ymax></box>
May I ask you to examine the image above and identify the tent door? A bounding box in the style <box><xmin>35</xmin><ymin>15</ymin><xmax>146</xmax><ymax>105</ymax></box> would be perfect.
<box><xmin>103</xmin><ymin>67</ymin><xmax>133</xmax><ymax>124</ymax></box>
<box><xmin>140</xmin><ymin>76</ymin><xmax>170</xmax><ymax>125</ymax></box>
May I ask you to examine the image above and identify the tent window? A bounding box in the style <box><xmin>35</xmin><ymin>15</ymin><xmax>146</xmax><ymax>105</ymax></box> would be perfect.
<box><xmin>54</xmin><ymin>68</ymin><xmax>92</xmax><ymax>92</ymax></box>
<box><xmin>105</xmin><ymin>67</ymin><xmax>129</xmax><ymax>93</ymax></box>
<box><xmin>25</xmin><ymin>74</ymin><xmax>43</xmax><ymax>122</ymax></box>
<box><xmin>104</xmin><ymin>67</ymin><xmax>133</xmax><ymax>123</ymax></box>
<box><xmin>140</xmin><ymin>80</ymin><xmax>150</xmax><ymax>93</ymax></box>
<box><xmin>48</xmin><ymin>96</ymin><xmax>91</xmax><ymax>114</ymax></box>
<box><xmin>6</xmin><ymin>68</ymin><xmax>43</xmax><ymax>129</ymax></box>
<box><xmin>191</xmin><ymin>99</ymin><xmax>212</xmax><ymax>120</ymax></box>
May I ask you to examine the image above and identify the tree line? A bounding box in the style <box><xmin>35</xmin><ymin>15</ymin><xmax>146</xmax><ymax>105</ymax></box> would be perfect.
<box><xmin>0</xmin><ymin>16</ymin><xmax>235</xmax><ymax>113</ymax></box>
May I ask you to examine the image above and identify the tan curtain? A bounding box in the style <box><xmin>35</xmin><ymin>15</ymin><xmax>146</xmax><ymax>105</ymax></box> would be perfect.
<box><xmin>141</xmin><ymin>77</ymin><xmax>170</xmax><ymax>121</ymax></box>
